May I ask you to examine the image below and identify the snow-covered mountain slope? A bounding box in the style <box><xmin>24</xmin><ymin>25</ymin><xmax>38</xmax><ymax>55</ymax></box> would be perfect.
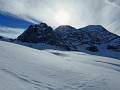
<box><xmin>17</xmin><ymin>23</ymin><xmax>71</xmax><ymax>51</ymax></box>
<box><xmin>14</xmin><ymin>23</ymin><xmax>120</xmax><ymax>59</ymax></box>
<box><xmin>55</xmin><ymin>25</ymin><xmax>120</xmax><ymax>52</ymax></box>
<box><xmin>17</xmin><ymin>23</ymin><xmax>120</xmax><ymax>53</ymax></box>
<box><xmin>0</xmin><ymin>40</ymin><xmax>120</xmax><ymax>90</ymax></box>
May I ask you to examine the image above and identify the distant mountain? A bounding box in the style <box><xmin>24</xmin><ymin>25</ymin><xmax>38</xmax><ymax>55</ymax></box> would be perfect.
<box><xmin>17</xmin><ymin>23</ymin><xmax>72</xmax><ymax>51</ymax></box>
<box><xmin>55</xmin><ymin>25</ymin><xmax>120</xmax><ymax>52</ymax></box>
<box><xmin>17</xmin><ymin>23</ymin><xmax>120</xmax><ymax>52</ymax></box>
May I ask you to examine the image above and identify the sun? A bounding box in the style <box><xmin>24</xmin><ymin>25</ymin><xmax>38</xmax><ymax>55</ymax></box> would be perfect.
<box><xmin>55</xmin><ymin>10</ymin><xmax>70</xmax><ymax>25</ymax></box>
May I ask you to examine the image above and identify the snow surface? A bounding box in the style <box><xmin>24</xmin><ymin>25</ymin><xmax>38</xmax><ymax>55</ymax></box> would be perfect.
<box><xmin>0</xmin><ymin>40</ymin><xmax>120</xmax><ymax>90</ymax></box>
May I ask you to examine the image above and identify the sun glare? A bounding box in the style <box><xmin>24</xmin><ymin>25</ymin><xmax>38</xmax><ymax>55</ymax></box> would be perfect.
<box><xmin>55</xmin><ymin>10</ymin><xmax>70</xmax><ymax>25</ymax></box>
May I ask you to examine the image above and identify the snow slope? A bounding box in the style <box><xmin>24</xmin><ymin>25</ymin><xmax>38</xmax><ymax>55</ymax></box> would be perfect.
<box><xmin>0</xmin><ymin>40</ymin><xmax>120</xmax><ymax>90</ymax></box>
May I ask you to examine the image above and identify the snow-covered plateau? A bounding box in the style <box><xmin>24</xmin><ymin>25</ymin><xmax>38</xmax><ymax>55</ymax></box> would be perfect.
<box><xmin>0</xmin><ymin>40</ymin><xmax>120</xmax><ymax>90</ymax></box>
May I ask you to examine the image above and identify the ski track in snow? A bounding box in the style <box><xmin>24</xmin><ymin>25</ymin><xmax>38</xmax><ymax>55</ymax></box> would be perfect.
<box><xmin>0</xmin><ymin>68</ymin><xmax>55</xmax><ymax>90</ymax></box>
<box><xmin>0</xmin><ymin>41</ymin><xmax>120</xmax><ymax>90</ymax></box>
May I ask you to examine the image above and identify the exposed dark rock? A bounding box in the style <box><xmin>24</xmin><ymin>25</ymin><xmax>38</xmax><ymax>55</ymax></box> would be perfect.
<box><xmin>17</xmin><ymin>23</ymin><xmax>55</xmax><ymax>43</ymax></box>
<box><xmin>107</xmin><ymin>45</ymin><xmax>117</xmax><ymax>50</ymax></box>
<box><xmin>0</xmin><ymin>36</ymin><xmax>3</xmax><ymax>39</ymax></box>
<box><xmin>86</xmin><ymin>45</ymin><xmax>99</xmax><ymax>52</ymax></box>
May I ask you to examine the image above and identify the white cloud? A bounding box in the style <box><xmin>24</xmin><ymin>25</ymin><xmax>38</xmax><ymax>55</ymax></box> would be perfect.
<box><xmin>105</xmin><ymin>0</ymin><xmax>120</xmax><ymax>8</ymax></box>
<box><xmin>0</xmin><ymin>26</ymin><xmax>24</xmax><ymax>38</ymax></box>
<box><xmin>0</xmin><ymin>0</ymin><xmax>120</xmax><ymax>36</ymax></box>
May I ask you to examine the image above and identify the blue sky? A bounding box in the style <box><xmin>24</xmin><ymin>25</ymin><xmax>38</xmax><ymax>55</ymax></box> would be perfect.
<box><xmin>0</xmin><ymin>0</ymin><xmax>120</xmax><ymax>38</ymax></box>
<box><xmin>0</xmin><ymin>13</ymin><xmax>33</xmax><ymax>38</ymax></box>
<box><xmin>0</xmin><ymin>14</ymin><xmax>33</xmax><ymax>28</ymax></box>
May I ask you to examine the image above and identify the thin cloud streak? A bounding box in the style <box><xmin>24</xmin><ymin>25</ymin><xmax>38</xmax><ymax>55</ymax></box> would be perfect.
<box><xmin>0</xmin><ymin>26</ymin><xmax>24</xmax><ymax>38</ymax></box>
<box><xmin>105</xmin><ymin>0</ymin><xmax>120</xmax><ymax>8</ymax></box>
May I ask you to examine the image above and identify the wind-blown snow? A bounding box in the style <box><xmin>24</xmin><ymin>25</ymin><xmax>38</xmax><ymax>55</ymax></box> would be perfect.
<box><xmin>0</xmin><ymin>40</ymin><xmax>120</xmax><ymax>90</ymax></box>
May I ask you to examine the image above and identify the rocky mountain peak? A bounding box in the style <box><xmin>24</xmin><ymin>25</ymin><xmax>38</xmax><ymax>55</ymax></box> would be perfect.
<box><xmin>16</xmin><ymin>23</ymin><xmax>120</xmax><ymax>52</ymax></box>
<box><xmin>55</xmin><ymin>25</ymin><xmax>76</xmax><ymax>33</ymax></box>
<box><xmin>17</xmin><ymin>23</ymin><xmax>54</xmax><ymax>43</ymax></box>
